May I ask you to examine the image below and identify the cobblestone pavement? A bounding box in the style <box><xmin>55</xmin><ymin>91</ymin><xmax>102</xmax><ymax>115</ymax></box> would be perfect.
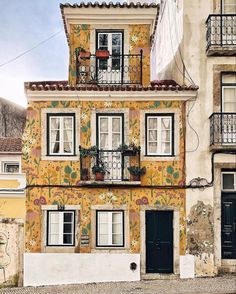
<box><xmin>0</xmin><ymin>274</ymin><xmax>235</xmax><ymax>294</ymax></box>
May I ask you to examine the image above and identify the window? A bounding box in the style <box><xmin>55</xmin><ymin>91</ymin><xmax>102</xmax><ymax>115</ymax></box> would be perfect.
<box><xmin>145</xmin><ymin>114</ymin><xmax>174</xmax><ymax>156</ymax></box>
<box><xmin>3</xmin><ymin>162</ymin><xmax>20</xmax><ymax>173</ymax></box>
<box><xmin>221</xmin><ymin>72</ymin><xmax>236</xmax><ymax>113</ymax></box>
<box><xmin>222</xmin><ymin>0</ymin><xmax>236</xmax><ymax>14</ymax></box>
<box><xmin>47</xmin><ymin>211</ymin><xmax>75</xmax><ymax>246</ymax></box>
<box><xmin>96</xmin><ymin>211</ymin><xmax>124</xmax><ymax>247</ymax></box>
<box><xmin>47</xmin><ymin>113</ymin><xmax>75</xmax><ymax>156</ymax></box>
<box><xmin>222</xmin><ymin>171</ymin><xmax>236</xmax><ymax>191</ymax></box>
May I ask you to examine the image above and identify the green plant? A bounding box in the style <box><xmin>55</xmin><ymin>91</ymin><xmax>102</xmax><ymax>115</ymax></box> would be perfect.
<box><xmin>117</xmin><ymin>143</ymin><xmax>140</xmax><ymax>153</ymax></box>
<box><xmin>128</xmin><ymin>166</ymin><xmax>146</xmax><ymax>176</ymax></box>
<box><xmin>92</xmin><ymin>164</ymin><xmax>107</xmax><ymax>175</ymax></box>
<box><xmin>80</xmin><ymin>146</ymin><xmax>98</xmax><ymax>158</ymax></box>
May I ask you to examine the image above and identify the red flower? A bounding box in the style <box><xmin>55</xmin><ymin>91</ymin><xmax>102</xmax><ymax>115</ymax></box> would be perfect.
<box><xmin>39</xmin><ymin>196</ymin><xmax>47</xmax><ymax>205</ymax></box>
<box><xmin>142</xmin><ymin>196</ymin><xmax>149</xmax><ymax>205</ymax></box>
<box><xmin>34</xmin><ymin>199</ymin><xmax>40</xmax><ymax>205</ymax></box>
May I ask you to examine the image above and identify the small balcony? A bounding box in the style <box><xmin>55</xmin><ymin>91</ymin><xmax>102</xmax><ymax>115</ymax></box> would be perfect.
<box><xmin>75</xmin><ymin>50</ymin><xmax>143</xmax><ymax>85</ymax></box>
<box><xmin>206</xmin><ymin>14</ymin><xmax>236</xmax><ymax>56</ymax></box>
<box><xmin>210</xmin><ymin>113</ymin><xmax>236</xmax><ymax>149</ymax></box>
<box><xmin>79</xmin><ymin>146</ymin><xmax>142</xmax><ymax>186</ymax></box>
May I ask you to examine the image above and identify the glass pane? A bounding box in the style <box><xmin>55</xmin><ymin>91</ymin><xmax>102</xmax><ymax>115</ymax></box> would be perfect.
<box><xmin>64</xmin><ymin>130</ymin><xmax>72</xmax><ymax>142</ymax></box>
<box><xmin>50</xmin><ymin>118</ymin><xmax>60</xmax><ymax>129</ymax></box>
<box><xmin>64</xmin><ymin>142</ymin><xmax>72</xmax><ymax>153</ymax></box>
<box><xmin>51</xmin><ymin>142</ymin><xmax>60</xmax><ymax>154</ymax></box>
<box><xmin>112</xmin><ymin>212</ymin><xmax>122</xmax><ymax>223</ymax></box>
<box><xmin>99</xmin><ymin>223</ymin><xmax>108</xmax><ymax>234</ymax></box>
<box><xmin>63</xmin><ymin>117</ymin><xmax>73</xmax><ymax>129</ymax></box>
<box><xmin>99</xmin><ymin>59</ymin><xmax>108</xmax><ymax>70</ymax></box>
<box><xmin>222</xmin><ymin>74</ymin><xmax>236</xmax><ymax>83</ymax></box>
<box><xmin>64</xmin><ymin>224</ymin><xmax>72</xmax><ymax>233</ymax></box>
<box><xmin>149</xmin><ymin>142</ymin><xmax>157</xmax><ymax>154</ymax></box>
<box><xmin>51</xmin><ymin>130</ymin><xmax>60</xmax><ymax>142</ymax></box>
<box><xmin>223</xmin><ymin>88</ymin><xmax>236</xmax><ymax>103</ymax></box>
<box><xmin>50</xmin><ymin>234</ymin><xmax>59</xmax><ymax>245</ymax></box>
<box><xmin>112</xmin><ymin>58</ymin><xmax>120</xmax><ymax>70</ymax></box>
<box><xmin>112</xmin><ymin>34</ymin><xmax>121</xmax><ymax>46</ymax></box>
<box><xmin>99</xmin><ymin>34</ymin><xmax>108</xmax><ymax>48</ymax></box>
<box><xmin>100</xmin><ymin>133</ymin><xmax>108</xmax><ymax>149</ymax></box>
<box><xmin>112</xmin><ymin>134</ymin><xmax>121</xmax><ymax>149</ymax></box>
<box><xmin>224</xmin><ymin>3</ymin><xmax>236</xmax><ymax>13</ymax></box>
<box><xmin>112</xmin><ymin>234</ymin><xmax>122</xmax><ymax>245</ymax></box>
<box><xmin>64</xmin><ymin>213</ymin><xmax>72</xmax><ymax>222</ymax></box>
<box><xmin>222</xmin><ymin>173</ymin><xmax>234</xmax><ymax>190</ymax></box>
<box><xmin>112</xmin><ymin>223</ymin><xmax>121</xmax><ymax>234</ymax></box>
<box><xmin>112</xmin><ymin>118</ymin><xmax>121</xmax><ymax>132</ymax></box>
<box><xmin>100</xmin><ymin>118</ymin><xmax>108</xmax><ymax>132</ymax></box>
<box><xmin>162</xmin><ymin>118</ymin><xmax>170</xmax><ymax>130</ymax></box>
<box><xmin>224</xmin><ymin>102</ymin><xmax>236</xmax><ymax>112</ymax></box>
<box><xmin>162</xmin><ymin>142</ymin><xmax>171</xmax><ymax>154</ymax></box>
<box><xmin>99</xmin><ymin>212</ymin><xmax>108</xmax><ymax>223</ymax></box>
<box><xmin>50</xmin><ymin>224</ymin><xmax>59</xmax><ymax>234</ymax></box>
<box><xmin>162</xmin><ymin>130</ymin><xmax>170</xmax><ymax>141</ymax></box>
<box><xmin>50</xmin><ymin>212</ymin><xmax>59</xmax><ymax>223</ymax></box>
<box><xmin>148</xmin><ymin>117</ymin><xmax>157</xmax><ymax>129</ymax></box>
<box><xmin>4</xmin><ymin>164</ymin><xmax>19</xmax><ymax>173</ymax></box>
<box><xmin>149</xmin><ymin>130</ymin><xmax>157</xmax><ymax>141</ymax></box>
<box><xmin>63</xmin><ymin>234</ymin><xmax>72</xmax><ymax>244</ymax></box>
<box><xmin>99</xmin><ymin>234</ymin><xmax>108</xmax><ymax>245</ymax></box>
<box><xmin>112</xmin><ymin>47</ymin><xmax>121</xmax><ymax>55</ymax></box>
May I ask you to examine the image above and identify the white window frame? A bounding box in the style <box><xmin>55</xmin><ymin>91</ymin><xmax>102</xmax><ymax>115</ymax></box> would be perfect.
<box><xmin>146</xmin><ymin>114</ymin><xmax>174</xmax><ymax>156</ymax></box>
<box><xmin>221</xmin><ymin>171</ymin><xmax>236</xmax><ymax>191</ymax></box>
<box><xmin>96</xmin><ymin>210</ymin><xmax>124</xmax><ymax>247</ymax></box>
<box><xmin>47</xmin><ymin>211</ymin><xmax>75</xmax><ymax>246</ymax></box>
<box><xmin>222</xmin><ymin>85</ymin><xmax>236</xmax><ymax>113</ymax></box>
<box><xmin>47</xmin><ymin>114</ymin><xmax>75</xmax><ymax>156</ymax></box>
<box><xmin>2</xmin><ymin>161</ymin><xmax>20</xmax><ymax>173</ymax></box>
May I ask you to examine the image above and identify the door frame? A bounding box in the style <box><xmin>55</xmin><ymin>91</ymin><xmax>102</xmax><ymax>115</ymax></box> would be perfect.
<box><xmin>140</xmin><ymin>206</ymin><xmax>180</xmax><ymax>278</ymax></box>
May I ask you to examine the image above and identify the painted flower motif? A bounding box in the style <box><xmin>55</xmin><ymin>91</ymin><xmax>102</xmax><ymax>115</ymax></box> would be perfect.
<box><xmin>136</xmin><ymin>199</ymin><xmax>142</xmax><ymax>205</ymax></box>
<box><xmin>131</xmin><ymin>239</ymin><xmax>138</xmax><ymax>247</ymax></box>
<box><xmin>131</xmin><ymin>35</ymin><xmax>138</xmax><ymax>44</ymax></box>
<box><xmin>81</xmin><ymin>112</ymin><xmax>88</xmax><ymax>121</ymax></box>
<box><xmin>129</xmin><ymin>45</ymin><xmax>133</xmax><ymax>51</ymax></box>
<box><xmin>39</xmin><ymin>196</ymin><xmax>47</xmax><ymax>205</ymax></box>
<box><xmin>99</xmin><ymin>193</ymin><xmax>106</xmax><ymax>201</ymax></box>
<box><xmin>22</xmin><ymin>145</ymin><xmax>30</xmax><ymax>154</ymax></box>
<box><xmin>22</xmin><ymin>131</ymin><xmax>30</xmax><ymax>141</ymax></box>
<box><xmin>130</xmin><ymin>137</ymin><xmax>138</xmax><ymax>145</ymax></box>
<box><xmin>104</xmin><ymin>101</ymin><xmax>112</xmax><ymax>108</ymax></box>
<box><xmin>29</xmin><ymin>138</ymin><xmax>36</xmax><ymax>145</ymax></box>
<box><xmin>141</xmin><ymin>196</ymin><xmax>149</xmax><ymax>205</ymax></box>
<box><xmin>27</xmin><ymin>107</ymin><xmax>37</xmax><ymax>119</ymax></box>
<box><xmin>29</xmin><ymin>239</ymin><xmax>36</xmax><ymax>247</ymax></box>
<box><xmin>31</xmin><ymin>146</ymin><xmax>41</xmax><ymax>158</ymax></box>
<box><xmin>34</xmin><ymin>199</ymin><xmax>40</xmax><ymax>206</ymax></box>
<box><xmin>27</xmin><ymin>209</ymin><xmax>37</xmax><ymax>221</ymax></box>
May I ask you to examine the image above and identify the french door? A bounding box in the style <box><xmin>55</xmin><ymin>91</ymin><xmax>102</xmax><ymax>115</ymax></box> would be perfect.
<box><xmin>97</xmin><ymin>31</ymin><xmax>123</xmax><ymax>84</ymax></box>
<box><xmin>97</xmin><ymin>114</ymin><xmax>124</xmax><ymax>180</ymax></box>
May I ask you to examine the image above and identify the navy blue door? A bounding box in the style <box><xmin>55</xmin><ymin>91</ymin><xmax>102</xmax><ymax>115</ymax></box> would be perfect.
<box><xmin>222</xmin><ymin>193</ymin><xmax>236</xmax><ymax>259</ymax></box>
<box><xmin>146</xmin><ymin>210</ymin><xmax>173</xmax><ymax>273</ymax></box>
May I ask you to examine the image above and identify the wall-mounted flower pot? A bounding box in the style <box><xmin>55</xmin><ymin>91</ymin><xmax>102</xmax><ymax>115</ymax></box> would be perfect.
<box><xmin>130</xmin><ymin>174</ymin><xmax>140</xmax><ymax>181</ymax></box>
<box><xmin>95</xmin><ymin>50</ymin><xmax>110</xmax><ymax>59</ymax></box>
<box><xmin>78</xmin><ymin>51</ymin><xmax>91</xmax><ymax>60</ymax></box>
<box><xmin>95</xmin><ymin>172</ymin><xmax>105</xmax><ymax>181</ymax></box>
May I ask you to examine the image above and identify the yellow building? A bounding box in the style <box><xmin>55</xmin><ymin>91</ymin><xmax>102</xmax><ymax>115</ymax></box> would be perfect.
<box><xmin>23</xmin><ymin>2</ymin><xmax>199</xmax><ymax>285</ymax></box>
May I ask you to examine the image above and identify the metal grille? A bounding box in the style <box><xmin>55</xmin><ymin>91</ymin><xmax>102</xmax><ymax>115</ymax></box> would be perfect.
<box><xmin>210</xmin><ymin>113</ymin><xmax>236</xmax><ymax>145</ymax></box>
<box><xmin>206</xmin><ymin>14</ymin><xmax>236</xmax><ymax>49</ymax></box>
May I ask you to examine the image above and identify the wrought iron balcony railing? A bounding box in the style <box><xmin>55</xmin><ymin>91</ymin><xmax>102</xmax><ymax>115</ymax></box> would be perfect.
<box><xmin>79</xmin><ymin>146</ymin><xmax>141</xmax><ymax>182</ymax></box>
<box><xmin>210</xmin><ymin>113</ymin><xmax>236</xmax><ymax>146</ymax></box>
<box><xmin>206</xmin><ymin>14</ymin><xmax>236</xmax><ymax>52</ymax></box>
<box><xmin>75</xmin><ymin>51</ymin><xmax>143</xmax><ymax>85</ymax></box>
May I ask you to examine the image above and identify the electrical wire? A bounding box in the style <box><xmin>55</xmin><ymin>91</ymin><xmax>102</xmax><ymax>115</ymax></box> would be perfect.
<box><xmin>0</xmin><ymin>30</ymin><xmax>63</xmax><ymax>68</ymax></box>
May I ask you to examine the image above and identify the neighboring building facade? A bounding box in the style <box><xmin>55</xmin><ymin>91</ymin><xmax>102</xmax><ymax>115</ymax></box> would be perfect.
<box><xmin>23</xmin><ymin>2</ymin><xmax>200</xmax><ymax>286</ymax></box>
<box><xmin>152</xmin><ymin>0</ymin><xmax>236</xmax><ymax>275</ymax></box>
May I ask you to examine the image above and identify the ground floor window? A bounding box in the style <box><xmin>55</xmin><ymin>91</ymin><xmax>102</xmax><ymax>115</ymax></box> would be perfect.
<box><xmin>96</xmin><ymin>210</ymin><xmax>124</xmax><ymax>247</ymax></box>
<box><xmin>47</xmin><ymin>211</ymin><xmax>75</xmax><ymax>246</ymax></box>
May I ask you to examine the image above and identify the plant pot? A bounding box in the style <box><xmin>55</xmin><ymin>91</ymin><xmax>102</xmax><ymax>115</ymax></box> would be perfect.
<box><xmin>95</xmin><ymin>50</ymin><xmax>110</xmax><ymax>59</ymax></box>
<box><xmin>79</xmin><ymin>51</ymin><xmax>91</xmax><ymax>60</ymax></box>
<box><xmin>81</xmin><ymin>175</ymin><xmax>89</xmax><ymax>181</ymax></box>
<box><xmin>123</xmin><ymin>149</ymin><xmax>137</xmax><ymax>156</ymax></box>
<box><xmin>95</xmin><ymin>172</ymin><xmax>105</xmax><ymax>181</ymax></box>
<box><xmin>130</xmin><ymin>174</ymin><xmax>140</xmax><ymax>181</ymax></box>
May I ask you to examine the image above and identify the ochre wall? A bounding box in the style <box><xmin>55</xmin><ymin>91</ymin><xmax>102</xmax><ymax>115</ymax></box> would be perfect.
<box><xmin>0</xmin><ymin>198</ymin><xmax>25</xmax><ymax>219</ymax></box>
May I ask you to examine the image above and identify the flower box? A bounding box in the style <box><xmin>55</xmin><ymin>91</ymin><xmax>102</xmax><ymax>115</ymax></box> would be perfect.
<box><xmin>95</xmin><ymin>50</ymin><xmax>110</xmax><ymax>59</ymax></box>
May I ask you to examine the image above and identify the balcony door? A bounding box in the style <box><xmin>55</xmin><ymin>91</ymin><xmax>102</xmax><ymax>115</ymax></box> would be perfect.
<box><xmin>221</xmin><ymin>73</ymin><xmax>236</xmax><ymax>144</ymax></box>
<box><xmin>97</xmin><ymin>31</ymin><xmax>123</xmax><ymax>84</ymax></box>
<box><xmin>97</xmin><ymin>114</ymin><xmax>124</xmax><ymax>181</ymax></box>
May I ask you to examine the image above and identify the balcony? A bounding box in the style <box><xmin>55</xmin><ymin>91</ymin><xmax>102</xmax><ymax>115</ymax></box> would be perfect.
<box><xmin>75</xmin><ymin>51</ymin><xmax>143</xmax><ymax>85</ymax></box>
<box><xmin>206</xmin><ymin>14</ymin><xmax>236</xmax><ymax>56</ymax></box>
<box><xmin>79</xmin><ymin>146</ymin><xmax>141</xmax><ymax>186</ymax></box>
<box><xmin>210</xmin><ymin>113</ymin><xmax>236</xmax><ymax>149</ymax></box>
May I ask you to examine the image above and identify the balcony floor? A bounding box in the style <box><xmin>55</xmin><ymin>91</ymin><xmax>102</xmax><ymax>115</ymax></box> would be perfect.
<box><xmin>79</xmin><ymin>180</ymin><xmax>141</xmax><ymax>187</ymax></box>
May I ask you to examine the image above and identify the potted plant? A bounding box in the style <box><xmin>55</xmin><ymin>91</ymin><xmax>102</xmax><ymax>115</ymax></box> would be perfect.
<box><xmin>117</xmin><ymin>143</ymin><xmax>140</xmax><ymax>156</ymax></box>
<box><xmin>95</xmin><ymin>49</ymin><xmax>110</xmax><ymax>59</ymax></box>
<box><xmin>92</xmin><ymin>164</ymin><xmax>107</xmax><ymax>181</ymax></box>
<box><xmin>81</xmin><ymin>168</ymin><xmax>89</xmax><ymax>181</ymax></box>
<box><xmin>79</xmin><ymin>51</ymin><xmax>91</xmax><ymax>60</ymax></box>
<box><xmin>128</xmin><ymin>166</ymin><xmax>146</xmax><ymax>181</ymax></box>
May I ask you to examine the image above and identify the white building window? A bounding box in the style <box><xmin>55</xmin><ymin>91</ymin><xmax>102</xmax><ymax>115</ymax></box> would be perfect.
<box><xmin>47</xmin><ymin>114</ymin><xmax>75</xmax><ymax>156</ymax></box>
<box><xmin>145</xmin><ymin>114</ymin><xmax>174</xmax><ymax>156</ymax></box>
<box><xmin>2</xmin><ymin>162</ymin><xmax>20</xmax><ymax>173</ymax></box>
<box><xmin>222</xmin><ymin>171</ymin><xmax>236</xmax><ymax>191</ymax></box>
<box><xmin>96</xmin><ymin>211</ymin><xmax>124</xmax><ymax>247</ymax></box>
<box><xmin>222</xmin><ymin>0</ymin><xmax>236</xmax><ymax>14</ymax></box>
<box><xmin>47</xmin><ymin>211</ymin><xmax>75</xmax><ymax>246</ymax></box>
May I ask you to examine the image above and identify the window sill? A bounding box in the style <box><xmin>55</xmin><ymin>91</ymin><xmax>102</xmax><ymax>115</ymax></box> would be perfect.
<box><xmin>79</xmin><ymin>180</ymin><xmax>141</xmax><ymax>186</ymax></box>
<box><xmin>91</xmin><ymin>247</ymin><xmax>129</xmax><ymax>253</ymax></box>
<box><xmin>43</xmin><ymin>246</ymin><xmax>75</xmax><ymax>253</ymax></box>
<box><xmin>141</xmin><ymin>155</ymin><xmax>179</xmax><ymax>161</ymax></box>
<box><xmin>41</xmin><ymin>155</ymin><xmax>79</xmax><ymax>161</ymax></box>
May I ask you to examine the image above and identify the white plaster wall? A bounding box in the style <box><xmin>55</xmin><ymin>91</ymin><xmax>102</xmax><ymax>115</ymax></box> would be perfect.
<box><xmin>24</xmin><ymin>253</ymin><xmax>140</xmax><ymax>286</ymax></box>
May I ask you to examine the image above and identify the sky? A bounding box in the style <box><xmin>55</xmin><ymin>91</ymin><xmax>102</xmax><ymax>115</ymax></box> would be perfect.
<box><xmin>0</xmin><ymin>0</ymin><xmax>70</xmax><ymax>107</ymax></box>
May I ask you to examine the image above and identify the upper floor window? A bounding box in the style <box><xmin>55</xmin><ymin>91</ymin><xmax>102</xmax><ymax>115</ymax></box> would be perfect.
<box><xmin>222</xmin><ymin>0</ymin><xmax>236</xmax><ymax>14</ymax></box>
<box><xmin>2</xmin><ymin>162</ymin><xmax>20</xmax><ymax>173</ymax></box>
<box><xmin>47</xmin><ymin>211</ymin><xmax>75</xmax><ymax>246</ymax></box>
<box><xmin>145</xmin><ymin>114</ymin><xmax>174</xmax><ymax>156</ymax></box>
<box><xmin>222</xmin><ymin>171</ymin><xmax>236</xmax><ymax>191</ymax></box>
<box><xmin>47</xmin><ymin>113</ymin><xmax>75</xmax><ymax>156</ymax></box>
<box><xmin>221</xmin><ymin>72</ymin><xmax>236</xmax><ymax>113</ymax></box>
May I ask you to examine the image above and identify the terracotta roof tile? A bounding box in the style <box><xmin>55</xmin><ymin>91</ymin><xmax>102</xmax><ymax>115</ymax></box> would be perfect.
<box><xmin>0</xmin><ymin>137</ymin><xmax>22</xmax><ymax>153</ymax></box>
<box><xmin>25</xmin><ymin>80</ymin><xmax>199</xmax><ymax>92</ymax></box>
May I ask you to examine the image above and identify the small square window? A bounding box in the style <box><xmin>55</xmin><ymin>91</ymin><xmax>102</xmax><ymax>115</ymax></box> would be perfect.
<box><xmin>222</xmin><ymin>172</ymin><xmax>236</xmax><ymax>191</ymax></box>
<box><xmin>96</xmin><ymin>211</ymin><xmax>124</xmax><ymax>247</ymax></box>
<box><xmin>47</xmin><ymin>114</ymin><xmax>75</xmax><ymax>156</ymax></box>
<box><xmin>47</xmin><ymin>211</ymin><xmax>75</xmax><ymax>246</ymax></box>
<box><xmin>3</xmin><ymin>162</ymin><xmax>20</xmax><ymax>173</ymax></box>
<box><xmin>145</xmin><ymin>114</ymin><xmax>174</xmax><ymax>156</ymax></box>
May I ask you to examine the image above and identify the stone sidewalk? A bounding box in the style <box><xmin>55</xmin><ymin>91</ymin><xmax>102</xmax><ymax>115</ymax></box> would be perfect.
<box><xmin>0</xmin><ymin>274</ymin><xmax>235</xmax><ymax>294</ymax></box>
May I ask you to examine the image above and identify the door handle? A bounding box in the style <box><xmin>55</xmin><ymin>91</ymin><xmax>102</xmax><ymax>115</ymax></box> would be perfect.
<box><xmin>155</xmin><ymin>242</ymin><xmax>161</xmax><ymax>250</ymax></box>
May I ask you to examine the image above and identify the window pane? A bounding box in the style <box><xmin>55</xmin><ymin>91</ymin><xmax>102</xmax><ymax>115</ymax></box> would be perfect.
<box><xmin>50</xmin><ymin>234</ymin><xmax>60</xmax><ymax>245</ymax></box>
<box><xmin>99</xmin><ymin>234</ymin><xmax>108</xmax><ymax>245</ymax></box>
<box><xmin>112</xmin><ymin>223</ymin><xmax>121</xmax><ymax>234</ymax></box>
<box><xmin>223</xmin><ymin>88</ymin><xmax>236</xmax><ymax>103</ymax></box>
<box><xmin>51</xmin><ymin>130</ymin><xmax>60</xmax><ymax>142</ymax></box>
<box><xmin>162</xmin><ymin>130</ymin><xmax>170</xmax><ymax>141</ymax></box>
<box><xmin>99</xmin><ymin>34</ymin><xmax>108</xmax><ymax>48</ymax></box>
<box><xmin>148</xmin><ymin>118</ymin><xmax>157</xmax><ymax>129</ymax></box>
<box><xmin>51</xmin><ymin>142</ymin><xmax>60</xmax><ymax>154</ymax></box>
<box><xmin>100</xmin><ymin>118</ymin><xmax>108</xmax><ymax>132</ymax></box>
<box><xmin>64</xmin><ymin>130</ymin><xmax>72</xmax><ymax>142</ymax></box>
<box><xmin>112</xmin><ymin>212</ymin><xmax>122</xmax><ymax>223</ymax></box>
<box><xmin>112</xmin><ymin>234</ymin><xmax>122</xmax><ymax>245</ymax></box>
<box><xmin>50</xmin><ymin>118</ymin><xmax>60</xmax><ymax>129</ymax></box>
<box><xmin>149</xmin><ymin>130</ymin><xmax>157</xmax><ymax>141</ymax></box>
<box><xmin>112</xmin><ymin>34</ymin><xmax>121</xmax><ymax>46</ymax></box>
<box><xmin>64</xmin><ymin>224</ymin><xmax>72</xmax><ymax>234</ymax></box>
<box><xmin>63</xmin><ymin>234</ymin><xmax>72</xmax><ymax>244</ymax></box>
<box><xmin>112</xmin><ymin>118</ymin><xmax>121</xmax><ymax>132</ymax></box>
<box><xmin>222</xmin><ymin>74</ymin><xmax>236</xmax><ymax>83</ymax></box>
<box><xmin>222</xmin><ymin>173</ymin><xmax>234</xmax><ymax>190</ymax></box>
<box><xmin>63</xmin><ymin>117</ymin><xmax>73</xmax><ymax>129</ymax></box>
<box><xmin>50</xmin><ymin>223</ymin><xmax>59</xmax><ymax>234</ymax></box>
<box><xmin>64</xmin><ymin>213</ymin><xmax>72</xmax><ymax>222</ymax></box>
<box><xmin>112</xmin><ymin>134</ymin><xmax>121</xmax><ymax>149</ymax></box>
<box><xmin>50</xmin><ymin>212</ymin><xmax>59</xmax><ymax>223</ymax></box>
<box><xmin>99</xmin><ymin>223</ymin><xmax>108</xmax><ymax>234</ymax></box>
<box><xmin>4</xmin><ymin>164</ymin><xmax>19</xmax><ymax>173</ymax></box>
<box><xmin>64</xmin><ymin>142</ymin><xmax>72</xmax><ymax>153</ymax></box>
<box><xmin>162</xmin><ymin>142</ymin><xmax>171</xmax><ymax>154</ymax></box>
<box><xmin>162</xmin><ymin>118</ymin><xmax>170</xmax><ymax>130</ymax></box>
<box><xmin>100</xmin><ymin>133</ymin><xmax>108</xmax><ymax>149</ymax></box>
<box><xmin>99</xmin><ymin>212</ymin><xmax>108</xmax><ymax>223</ymax></box>
<box><xmin>224</xmin><ymin>102</ymin><xmax>236</xmax><ymax>112</ymax></box>
<box><xmin>149</xmin><ymin>142</ymin><xmax>157</xmax><ymax>153</ymax></box>
<box><xmin>98</xmin><ymin>59</ymin><xmax>108</xmax><ymax>70</ymax></box>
